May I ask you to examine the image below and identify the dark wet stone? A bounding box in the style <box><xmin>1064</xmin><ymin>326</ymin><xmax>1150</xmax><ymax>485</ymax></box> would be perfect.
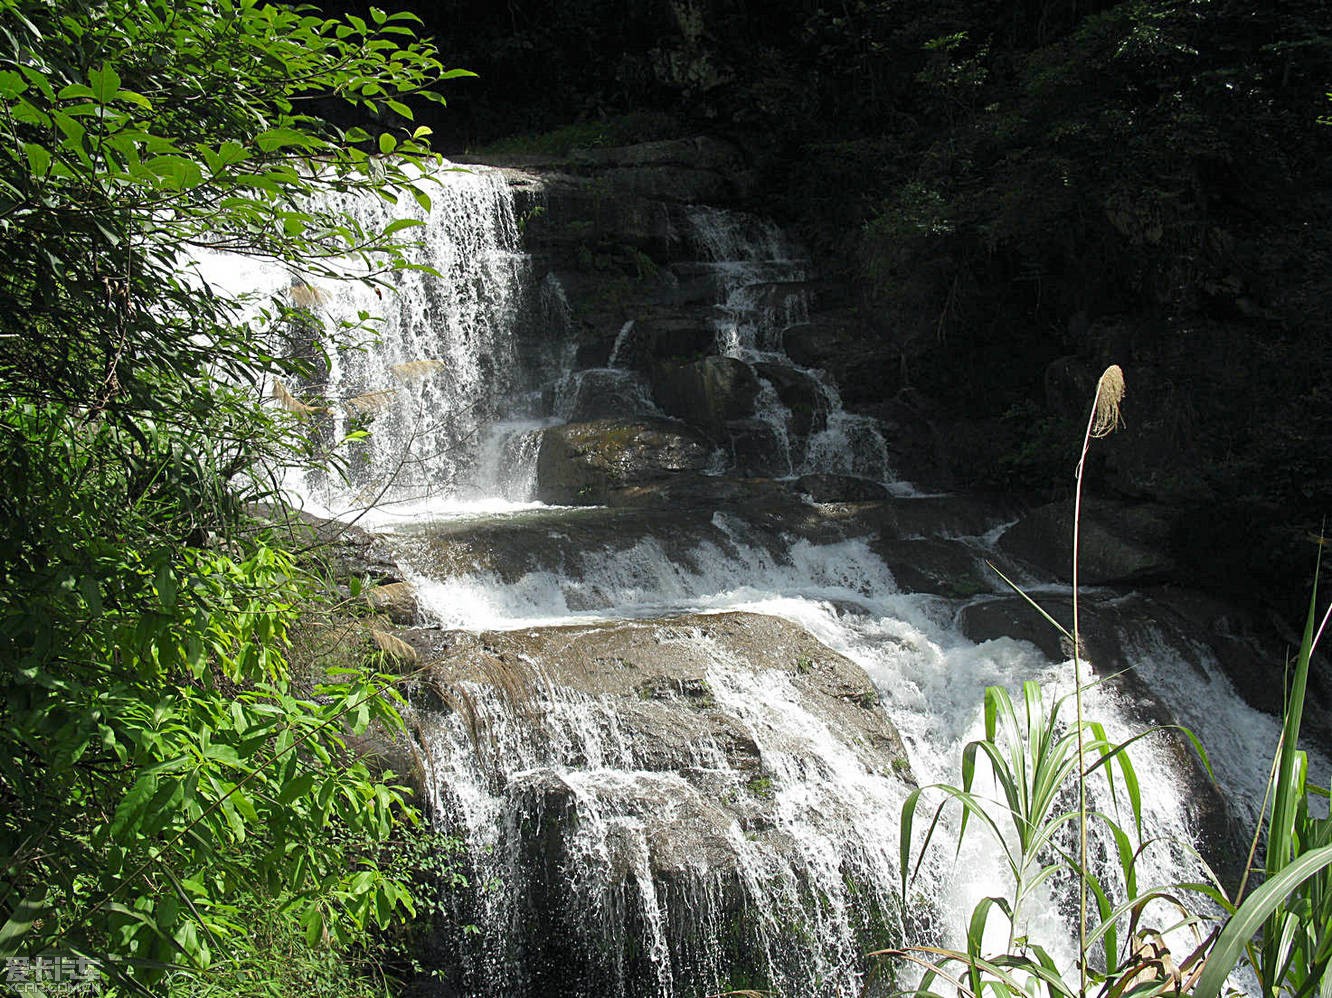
<box><xmin>996</xmin><ymin>499</ymin><xmax>1175</xmax><ymax>585</ymax></box>
<box><xmin>535</xmin><ymin>419</ymin><xmax>713</xmax><ymax>504</ymax></box>
<box><xmin>795</xmin><ymin>474</ymin><xmax>891</xmax><ymax>503</ymax></box>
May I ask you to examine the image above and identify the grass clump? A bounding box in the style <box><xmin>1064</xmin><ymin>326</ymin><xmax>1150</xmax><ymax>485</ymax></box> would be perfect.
<box><xmin>877</xmin><ymin>366</ymin><xmax>1332</xmax><ymax>998</ymax></box>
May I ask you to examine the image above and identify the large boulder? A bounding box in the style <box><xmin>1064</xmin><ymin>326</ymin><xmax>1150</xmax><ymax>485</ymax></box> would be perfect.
<box><xmin>558</xmin><ymin>368</ymin><xmax>658</xmax><ymax>421</ymax></box>
<box><xmin>781</xmin><ymin>309</ymin><xmax>903</xmax><ymax>409</ymax></box>
<box><xmin>996</xmin><ymin>498</ymin><xmax>1175</xmax><ymax>585</ymax></box>
<box><xmin>871</xmin><ymin>537</ymin><xmax>992</xmax><ymax>598</ymax></box>
<box><xmin>623</xmin><ymin>313</ymin><xmax>719</xmax><ymax>369</ymax></box>
<box><xmin>402</xmin><ymin>611</ymin><xmax>911</xmax><ymax>998</ymax></box>
<box><xmin>724</xmin><ymin>416</ymin><xmax>790</xmax><ymax>476</ymax></box>
<box><xmin>795</xmin><ymin>473</ymin><xmax>891</xmax><ymax>503</ymax></box>
<box><xmin>847</xmin><ymin>494</ymin><xmax>1019</xmax><ymax>541</ymax></box>
<box><xmin>392</xmin><ymin>504</ymin><xmax>789</xmax><ymax>591</ymax></box>
<box><xmin>754</xmin><ymin>362</ymin><xmax>826</xmax><ymax>439</ymax></box>
<box><xmin>652</xmin><ymin>355</ymin><xmax>760</xmax><ymax>437</ymax></box>
<box><xmin>782</xmin><ymin>316</ymin><xmax>846</xmax><ymax>370</ymax></box>
<box><xmin>535</xmin><ymin>419</ymin><xmax>713</xmax><ymax>504</ymax></box>
<box><xmin>506</xmin><ymin>170</ymin><xmax>678</xmax><ymax>260</ymax></box>
<box><xmin>418</xmin><ymin>612</ymin><xmax>908</xmax><ymax>776</ymax></box>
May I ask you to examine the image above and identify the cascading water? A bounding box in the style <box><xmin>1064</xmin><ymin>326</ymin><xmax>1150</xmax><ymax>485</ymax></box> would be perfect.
<box><xmin>680</xmin><ymin>205</ymin><xmax>904</xmax><ymax>486</ymax></box>
<box><xmin>193</xmin><ymin>163</ymin><xmax>548</xmax><ymax>520</ymax></box>
<box><xmin>211</xmin><ymin>163</ymin><xmax>1288</xmax><ymax>996</ymax></box>
<box><xmin>414</xmin><ymin>609</ymin><xmax>914</xmax><ymax>998</ymax></box>
<box><xmin>396</xmin><ymin>503</ymin><xmax>1280</xmax><ymax>996</ymax></box>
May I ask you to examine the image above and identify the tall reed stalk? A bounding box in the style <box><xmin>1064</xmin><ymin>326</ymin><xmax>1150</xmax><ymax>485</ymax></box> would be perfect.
<box><xmin>1072</xmin><ymin>365</ymin><xmax>1126</xmax><ymax>996</ymax></box>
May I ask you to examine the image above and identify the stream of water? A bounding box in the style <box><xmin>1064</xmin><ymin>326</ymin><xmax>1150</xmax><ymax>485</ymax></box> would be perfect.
<box><xmin>201</xmin><ymin>162</ymin><xmax>1308</xmax><ymax>997</ymax></box>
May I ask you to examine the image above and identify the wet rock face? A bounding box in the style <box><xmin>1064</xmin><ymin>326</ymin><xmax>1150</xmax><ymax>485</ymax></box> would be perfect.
<box><xmin>561</xmin><ymin>368</ymin><xmax>658</xmax><ymax>421</ymax></box>
<box><xmin>421</xmin><ymin>613</ymin><xmax>909</xmax><ymax>788</ymax></box>
<box><xmin>754</xmin><ymin>362</ymin><xmax>825</xmax><ymax>438</ymax></box>
<box><xmin>871</xmin><ymin>538</ymin><xmax>991</xmax><ymax>597</ymax></box>
<box><xmin>405</xmin><ymin>612</ymin><xmax>913</xmax><ymax>998</ymax></box>
<box><xmin>366</xmin><ymin>580</ymin><xmax>420</xmax><ymax>625</ymax></box>
<box><xmin>251</xmin><ymin>502</ymin><xmax>402</xmax><ymax>587</ymax></box>
<box><xmin>795</xmin><ymin>473</ymin><xmax>891</xmax><ymax>503</ymax></box>
<box><xmin>616</xmin><ymin>315</ymin><xmax>719</xmax><ymax>371</ymax></box>
<box><xmin>496</xmin><ymin>142</ymin><xmax>903</xmax><ymax>497</ymax></box>
<box><xmin>996</xmin><ymin>498</ymin><xmax>1176</xmax><ymax>585</ymax></box>
<box><xmin>652</xmin><ymin>355</ymin><xmax>760</xmax><ymax>438</ymax></box>
<box><xmin>534</xmin><ymin>418</ymin><xmax>714</xmax><ymax>504</ymax></box>
<box><xmin>781</xmin><ymin>311</ymin><xmax>904</xmax><ymax>410</ymax></box>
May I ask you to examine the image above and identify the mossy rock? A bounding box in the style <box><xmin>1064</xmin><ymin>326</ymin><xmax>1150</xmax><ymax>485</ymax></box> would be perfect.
<box><xmin>535</xmin><ymin>418</ymin><xmax>713</xmax><ymax>504</ymax></box>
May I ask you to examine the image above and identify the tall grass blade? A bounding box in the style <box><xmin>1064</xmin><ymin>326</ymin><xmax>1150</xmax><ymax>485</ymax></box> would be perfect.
<box><xmin>985</xmin><ymin>560</ymin><xmax>1075</xmax><ymax>643</ymax></box>
<box><xmin>0</xmin><ymin>887</ymin><xmax>46</xmax><ymax>958</ymax></box>
<box><xmin>1191</xmin><ymin>843</ymin><xmax>1332</xmax><ymax>998</ymax></box>
<box><xmin>1269</xmin><ymin>566</ymin><xmax>1320</xmax><ymax>876</ymax></box>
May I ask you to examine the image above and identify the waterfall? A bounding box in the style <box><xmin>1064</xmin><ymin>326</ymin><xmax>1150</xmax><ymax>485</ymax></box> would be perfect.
<box><xmin>205</xmin><ymin>165</ymin><xmax>1279</xmax><ymax>996</ymax></box>
<box><xmin>401</xmin><ymin>508</ymin><xmax>1280</xmax><ymax>996</ymax></box>
<box><xmin>415</xmin><ymin>612</ymin><xmax>913</xmax><ymax>998</ymax></box>
<box><xmin>191</xmin><ymin>163</ymin><xmax>549</xmax><ymax>520</ymax></box>
<box><xmin>681</xmin><ymin>205</ymin><xmax>902</xmax><ymax>486</ymax></box>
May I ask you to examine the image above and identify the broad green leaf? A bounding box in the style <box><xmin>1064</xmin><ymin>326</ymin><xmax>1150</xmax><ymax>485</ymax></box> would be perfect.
<box><xmin>0</xmin><ymin>887</ymin><xmax>48</xmax><ymax>958</ymax></box>
<box><xmin>114</xmin><ymin>88</ymin><xmax>151</xmax><ymax>110</ymax></box>
<box><xmin>56</xmin><ymin>83</ymin><xmax>94</xmax><ymax>100</ymax></box>
<box><xmin>1193</xmin><ymin>844</ymin><xmax>1332</xmax><ymax>998</ymax></box>
<box><xmin>382</xmin><ymin>217</ymin><xmax>424</xmax><ymax>236</ymax></box>
<box><xmin>89</xmin><ymin>64</ymin><xmax>121</xmax><ymax>103</ymax></box>
<box><xmin>302</xmin><ymin>905</ymin><xmax>325</xmax><ymax>947</ymax></box>
<box><xmin>0</xmin><ymin>70</ymin><xmax>27</xmax><ymax>97</ymax></box>
<box><xmin>109</xmin><ymin>772</ymin><xmax>159</xmax><ymax>838</ymax></box>
<box><xmin>255</xmin><ymin>126</ymin><xmax>317</xmax><ymax>153</ymax></box>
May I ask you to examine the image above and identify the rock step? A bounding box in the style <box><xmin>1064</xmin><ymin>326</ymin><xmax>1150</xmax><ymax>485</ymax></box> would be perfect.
<box><xmin>382</xmin><ymin>490</ymin><xmax>1016</xmax><ymax>604</ymax></box>
<box><xmin>400</xmin><ymin>610</ymin><xmax>908</xmax><ymax>997</ymax></box>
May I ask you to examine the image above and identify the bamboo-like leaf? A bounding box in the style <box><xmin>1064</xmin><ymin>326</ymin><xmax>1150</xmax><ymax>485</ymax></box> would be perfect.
<box><xmin>986</xmin><ymin>560</ymin><xmax>1075</xmax><ymax>642</ymax></box>
<box><xmin>389</xmin><ymin>359</ymin><xmax>446</xmax><ymax>382</ymax></box>
<box><xmin>1270</xmin><ymin>562</ymin><xmax>1322</xmax><ymax>875</ymax></box>
<box><xmin>0</xmin><ymin>887</ymin><xmax>47</xmax><ymax>958</ymax></box>
<box><xmin>1192</xmin><ymin>844</ymin><xmax>1332</xmax><ymax>998</ymax></box>
<box><xmin>370</xmin><ymin>629</ymin><xmax>418</xmax><ymax>664</ymax></box>
<box><xmin>967</xmin><ymin>896</ymin><xmax>1014</xmax><ymax>955</ymax></box>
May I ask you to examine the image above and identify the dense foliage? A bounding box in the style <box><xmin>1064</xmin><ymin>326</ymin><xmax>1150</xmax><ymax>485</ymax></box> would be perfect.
<box><xmin>0</xmin><ymin>0</ymin><xmax>467</xmax><ymax>991</ymax></box>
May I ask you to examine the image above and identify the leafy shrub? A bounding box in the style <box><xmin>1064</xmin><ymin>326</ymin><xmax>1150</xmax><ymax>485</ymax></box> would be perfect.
<box><xmin>0</xmin><ymin>0</ymin><xmax>473</xmax><ymax>990</ymax></box>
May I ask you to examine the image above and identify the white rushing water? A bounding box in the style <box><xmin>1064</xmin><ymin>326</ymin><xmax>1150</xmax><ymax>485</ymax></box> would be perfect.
<box><xmin>191</xmin><ymin>162</ymin><xmax>543</xmax><ymax>521</ymax></box>
<box><xmin>212</xmin><ymin>169</ymin><xmax>1296</xmax><ymax>996</ymax></box>
<box><xmin>407</xmin><ymin>516</ymin><xmax>1290</xmax><ymax>996</ymax></box>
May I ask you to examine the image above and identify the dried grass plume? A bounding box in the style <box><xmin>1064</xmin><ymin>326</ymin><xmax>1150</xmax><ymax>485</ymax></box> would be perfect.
<box><xmin>1090</xmin><ymin>364</ymin><xmax>1125</xmax><ymax>438</ymax></box>
<box><xmin>344</xmin><ymin>389</ymin><xmax>399</xmax><ymax>414</ymax></box>
<box><xmin>370</xmin><ymin>629</ymin><xmax>419</xmax><ymax>664</ymax></box>
<box><xmin>289</xmin><ymin>280</ymin><xmax>324</xmax><ymax>309</ymax></box>
<box><xmin>270</xmin><ymin>378</ymin><xmax>327</xmax><ymax>415</ymax></box>
<box><xmin>390</xmin><ymin>359</ymin><xmax>447</xmax><ymax>382</ymax></box>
